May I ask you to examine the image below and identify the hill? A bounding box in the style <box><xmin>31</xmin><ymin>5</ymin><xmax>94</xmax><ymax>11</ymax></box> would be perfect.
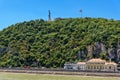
<box><xmin>0</xmin><ymin>17</ymin><xmax>120</xmax><ymax>68</ymax></box>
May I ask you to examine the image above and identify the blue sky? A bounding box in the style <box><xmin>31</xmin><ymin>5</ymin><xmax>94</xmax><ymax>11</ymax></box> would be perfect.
<box><xmin>0</xmin><ymin>0</ymin><xmax>120</xmax><ymax>30</ymax></box>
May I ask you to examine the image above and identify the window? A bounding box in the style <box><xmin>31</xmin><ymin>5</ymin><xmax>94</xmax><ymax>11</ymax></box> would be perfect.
<box><xmin>109</xmin><ymin>66</ymin><xmax>111</xmax><ymax>69</ymax></box>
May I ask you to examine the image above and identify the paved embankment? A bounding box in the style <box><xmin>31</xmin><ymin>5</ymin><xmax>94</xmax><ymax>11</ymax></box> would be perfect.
<box><xmin>0</xmin><ymin>69</ymin><xmax>120</xmax><ymax>77</ymax></box>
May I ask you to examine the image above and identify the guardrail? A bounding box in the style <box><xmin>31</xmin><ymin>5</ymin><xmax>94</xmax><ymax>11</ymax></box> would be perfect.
<box><xmin>0</xmin><ymin>67</ymin><xmax>120</xmax><ymax>73</ymax></box>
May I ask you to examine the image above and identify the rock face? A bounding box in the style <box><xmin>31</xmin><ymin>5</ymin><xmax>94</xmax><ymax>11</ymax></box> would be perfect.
<box><xmin>0</xmin><ymin>46</ymin><xmax>13</xmax><ymax>55</ymax></box>
<box><xmin>117</xmin><ymin>49</ymin><xmax>120</xmax><ymax>61</ymax></box>
<box><xmin>108</xmin><ymin>48</ymin><xmax>115</xmax><ymax>59</ymax></box>
<box><xmin>0</xmin><ymin>47</ymin><xmax>3</xmax><ymax>54</ymax></box>
<box><xmin>77</xmin><ymin>42</ymin><xmax>120</xmax><ymax>63</ymax></box>
<box><xmin>92</xmin><ymin>42</ymin><xmax>103</xmax><ymax>58</ymax></box>
<box><xmin>117</xmin><ymin>44</ymin><xmax>120</xmax><ymax>62</ymax></box>
<box><xmin>6</xmin><ymin>46</ymin><xmax>11</xmax><ymax>52</ymax></box>
<box><xmin>86</xmin><ymin>45</ymin><xmax>93</xmax><ymax>59</ymax></box>
<box><xmin>85</xmin><ymin>42</ymin><xmax>106</xmax><ymax>59</ymax></box>
<box><xmin>0</xmin><ymin>47</ymin><xmax>5</xmax><ymax>54</ymax></box>
<box><xmin>77</xmin><ymin>50</ymin><xmax>87</xmax><ymax>60</ymax></box>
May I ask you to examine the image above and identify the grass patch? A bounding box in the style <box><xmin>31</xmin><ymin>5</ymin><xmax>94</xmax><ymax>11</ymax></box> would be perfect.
<box><xmin>0</xmin><ymin>72</ymin><xmax>119</xmax><ymax>80</ymax></box>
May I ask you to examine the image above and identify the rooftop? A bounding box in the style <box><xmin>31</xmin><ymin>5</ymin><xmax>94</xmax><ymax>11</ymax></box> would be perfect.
<box><xmin>87</xmin><ymin>58</ymin><xmax>106</xmax><ymax>63</ymax></box>
<box><xmin>105</xmin><ymin>62</ymin><xmax>117</xmax><ymax>65</ymax></box>
<box><xmin>77</xmin><ymin>62</ymin><xmax>86</xmax><ymax>64</ymax></box>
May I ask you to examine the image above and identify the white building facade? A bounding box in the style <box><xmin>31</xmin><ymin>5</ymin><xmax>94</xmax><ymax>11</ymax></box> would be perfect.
<box><xmin>64</xmin><ymin>58</ymin><xmax>118</xmax><ymax>72</ymax></box>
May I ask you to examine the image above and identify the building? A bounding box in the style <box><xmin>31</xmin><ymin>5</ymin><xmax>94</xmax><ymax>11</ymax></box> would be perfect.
<box><xmin>77</xmin><ymin>62</ymin><xmax>86</xmax><ymax>70</ymax></box>
<box><xmin>64</xmin><ymin>58</ymin><xmax>118</xmax><ymax>72</ymax></box>
<box><xmin>104</xmin><ymin>62</ymin><xmax>118</xmax><ymax>72</ymax></box>
<box><xmin>86</xmin><ymin>58</ymin><xmax>106</xmax><ymax>71</ymax></box>
<box><xmin>64</xmin><ymin>63</ymin><xmax>78</xmax><ymax>70</ymax></box>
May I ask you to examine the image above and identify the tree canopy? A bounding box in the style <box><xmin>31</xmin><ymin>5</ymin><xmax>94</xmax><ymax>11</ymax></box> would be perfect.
<box><xmin>0</xmin><ymin>17</ymin><xmax>120</xmax><ymax>68</ymax></box>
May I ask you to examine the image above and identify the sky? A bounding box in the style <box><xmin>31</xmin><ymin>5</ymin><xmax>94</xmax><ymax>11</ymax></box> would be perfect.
<box><xmin>0</xmin><ymin>0</ymin><xmax>120</xmax><ymax>30</ymax></box>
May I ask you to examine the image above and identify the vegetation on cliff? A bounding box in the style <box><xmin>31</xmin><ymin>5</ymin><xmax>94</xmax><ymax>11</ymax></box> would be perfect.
<box><xmin>0</xmin><ymin>17</ymin><xmax>120</xmax><ymax>68</ymax></box>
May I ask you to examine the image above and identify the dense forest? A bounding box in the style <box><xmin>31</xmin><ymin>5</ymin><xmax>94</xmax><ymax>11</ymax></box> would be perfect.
<box><xmin>0</xmin><ymin>17</ymin><xmax>120</xmax><ymax>68</ymax></box>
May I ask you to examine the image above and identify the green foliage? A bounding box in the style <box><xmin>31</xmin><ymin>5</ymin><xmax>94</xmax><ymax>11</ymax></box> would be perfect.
<box><xmin>0</xmin><ymin>18</ymin><xmax>120</xmax><ymax>68</ymax></box>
